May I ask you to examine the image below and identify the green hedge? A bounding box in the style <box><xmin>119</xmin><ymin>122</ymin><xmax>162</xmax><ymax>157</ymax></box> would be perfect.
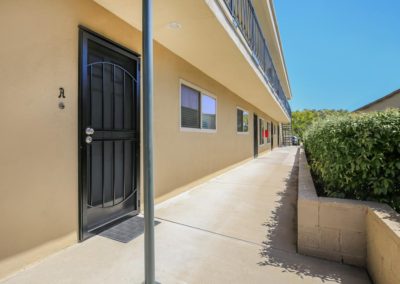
<box><xmin>304</xmin><ymin>109</ymin><xmax>400</xmax><ymax>212</ymax></box>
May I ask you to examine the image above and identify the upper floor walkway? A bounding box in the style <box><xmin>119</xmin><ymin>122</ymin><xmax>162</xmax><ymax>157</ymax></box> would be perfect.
<box><xmin>95</xmin><ymin>0</ymin><xmax>292</xmax><ymax>122</ymax></box>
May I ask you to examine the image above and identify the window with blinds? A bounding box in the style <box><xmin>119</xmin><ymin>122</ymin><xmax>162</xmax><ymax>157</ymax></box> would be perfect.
<box><xmin>237</xmin><ymin>108</ymin><xmax>249</xmax><ymax>133</ymax></box>
<box><xmin>201</xmin><ymin>94</ymin><xmax>216</xmax><ymax>130</ymax></box>
<box><xmin>181</xmin><ymin>82</ymin><xmax>216</xmax><ymax>131</ymax></box>
<box><xmin>181</xmin><ymin>84</ymin><xmax>201</xmax><ymax>128</ymax></box>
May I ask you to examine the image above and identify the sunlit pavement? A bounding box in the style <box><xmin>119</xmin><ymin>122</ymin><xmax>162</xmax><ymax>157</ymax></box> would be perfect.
<box><xmin>2</xmin><ymin>147</ymin><xmax>370</xmax><ymax>284</ymax></box>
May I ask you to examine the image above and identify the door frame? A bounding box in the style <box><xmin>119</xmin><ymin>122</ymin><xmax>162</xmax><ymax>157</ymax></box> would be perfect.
<box><xmin>277</xmin><ymin>123</ymin><xmax>280</xmax><ymax>146</ymax></box>
<box><xmin>253</xmin><ymin>114</ymin><xmax>258</xmax><ymax>158</ymax></box>
<box><xmin>78</xmin><ymin>26</ymin><xmax>141</xmax><ymax>241</ymax></box>
<box><xmin>271</xmin><ymin>122</ymin><xmax>274</xmax><ymax>149</ymax></box>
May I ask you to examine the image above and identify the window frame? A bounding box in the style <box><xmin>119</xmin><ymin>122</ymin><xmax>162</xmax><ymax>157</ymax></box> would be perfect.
<box><xmin>179</xmin><ymin>79</ymin><xmax>217</xmax><ymax>133</ymax></box>
<box><xmin>236</xmin><ymin>106</ymin><xmax>249</xmax><ymax>134</ymax></box>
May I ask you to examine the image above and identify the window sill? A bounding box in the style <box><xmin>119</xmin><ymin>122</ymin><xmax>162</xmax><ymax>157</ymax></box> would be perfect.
<box><xmin>180</xmin><ymin>127</ymin><xmax>217</xmax><ymax>134</ymax></box>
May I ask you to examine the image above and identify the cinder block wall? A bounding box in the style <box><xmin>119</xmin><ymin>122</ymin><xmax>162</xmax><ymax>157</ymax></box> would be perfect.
<box><xmin>367</xmin><ymin>207</ymin><xmax>400</xmax><ymax>284</ymax></box>
<box><xmin>297</xmin><ymin>149</ymin><xmax>367</xmax><ymax>267</ymax></box>
<box><xmin>298</xmin><ymin>148</ymin><xmax>400</xmax><ymax>284</ymax></box>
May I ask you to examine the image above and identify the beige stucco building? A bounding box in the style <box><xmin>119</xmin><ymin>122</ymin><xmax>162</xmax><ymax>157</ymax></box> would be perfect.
<box><xmin>0</xmin><ymin>0</ymin><xmax>292</xmax><ymax>278</ymax></box>
<box><xmin>354</xmin><ymin>89</ymin><xmax>400</xmax><ymax>112</ymax></box>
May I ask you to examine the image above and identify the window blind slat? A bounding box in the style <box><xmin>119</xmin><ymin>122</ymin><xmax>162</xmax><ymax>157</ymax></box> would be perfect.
<box><xmin>181</xmin><ymin>84</ymin><xmax>200</xmax><ymax>128</ymax></box>
<box><xmin>237</xmin><ymin>109</ymin><xmax>243</xmax><ymax>132</ymax></box>
<box><xmin>237</xmin><ymin>109</ymin><xmax>249</xmax><ymax>133</ymax></box>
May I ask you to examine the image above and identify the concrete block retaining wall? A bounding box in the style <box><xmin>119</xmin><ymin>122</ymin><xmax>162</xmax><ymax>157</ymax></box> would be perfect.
<box><xmin>298</xmin><ymin>148</ymin><xmax>400</xmax><ymax>284</ymax></box>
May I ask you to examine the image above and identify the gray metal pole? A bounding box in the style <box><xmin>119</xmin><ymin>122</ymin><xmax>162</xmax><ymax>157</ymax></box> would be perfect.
<box><xmin>142</xmin><ymin>0</ymin><xmax>155</xmax><ymax>283</ymax></box>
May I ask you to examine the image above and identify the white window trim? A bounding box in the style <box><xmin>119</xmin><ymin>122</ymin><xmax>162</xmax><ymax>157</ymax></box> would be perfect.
<box><xmin>258</xmin><ymin>117</ymin><xmax>265</xmax><ymax>146</ymax></box>
<box><xmin>179</xmin><ymin>79</ymin><xmax>217</xmax><ymax>133</ymax></box>
<box><xmin>236</xmin><ymin>106</ymin><xmax>249</xmax><ymax>134</ymax></box>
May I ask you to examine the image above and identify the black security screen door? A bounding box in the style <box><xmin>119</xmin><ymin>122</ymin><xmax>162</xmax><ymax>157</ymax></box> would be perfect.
<box><xmin>253</xmin><ymin>114</ymin><xmax>258</xmax><ymax>158</ymax></box>
<box><xmin>271</xmin><ymin>122</ymin><xmax>274</xmax><ymax>149</ymax></box>
<box><xmin>79</xmin><ymin>28</ymin><xmax>140</xmax><ymax>240</ymax></box>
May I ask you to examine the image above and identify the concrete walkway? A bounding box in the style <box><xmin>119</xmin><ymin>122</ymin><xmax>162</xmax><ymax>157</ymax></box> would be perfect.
<box><xmin>2</xmin><ymin>147</ymin><xmax>370</xmax><ymax>283</ymax></box>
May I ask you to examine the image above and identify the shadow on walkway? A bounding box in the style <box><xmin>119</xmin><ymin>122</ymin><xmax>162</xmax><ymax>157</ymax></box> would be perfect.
<box><xmin>258</xmin><ymin>148</ymin><xmax>365</xmax><ymax>283</ymax></box>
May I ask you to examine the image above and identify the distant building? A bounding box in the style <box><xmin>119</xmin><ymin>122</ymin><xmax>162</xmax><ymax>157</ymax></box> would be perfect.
<box><xmin>354</xmin><ymin>89</ymin><xmax>400</xmax><ymax>112</ymax></box>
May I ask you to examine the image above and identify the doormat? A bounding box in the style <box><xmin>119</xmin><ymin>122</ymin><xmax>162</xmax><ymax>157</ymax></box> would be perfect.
<box><xmin>99</xmin><ymin>216</ymin><xmax>161</xmax><ymax>243</ymax></box>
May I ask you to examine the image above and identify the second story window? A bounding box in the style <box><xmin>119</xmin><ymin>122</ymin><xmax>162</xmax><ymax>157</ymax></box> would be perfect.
<box><xmin>180</xmin><ymin>82</ymin><xmax>216</xmax><ymax>131</ymax></box>
<box><xmin>237</xmin><ymin>108</ymin><xmax>249</xmax><ymax>133</ymax></box>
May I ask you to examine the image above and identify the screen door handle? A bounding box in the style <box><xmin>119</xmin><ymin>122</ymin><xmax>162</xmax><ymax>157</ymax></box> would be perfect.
<box><xmin>85</xmin><ymin>127</ymin><xmax>95</xmax><ymax>135</ymax></box>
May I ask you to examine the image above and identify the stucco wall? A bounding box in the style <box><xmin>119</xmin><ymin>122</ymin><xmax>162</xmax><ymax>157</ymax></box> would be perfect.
<box><xmin>152</xmin><ymin>41</ymin><xmax>276</xmax><ymax>198</ymax></box>
<box><xmin>0</xmin><ymin>0</ymin><xmax>142</xmax><ymax>278</ymax></box>
<box><xmin>0</xmin><ymin>0</ymin><xmax>280</xmax><ymax>278</ymax></box>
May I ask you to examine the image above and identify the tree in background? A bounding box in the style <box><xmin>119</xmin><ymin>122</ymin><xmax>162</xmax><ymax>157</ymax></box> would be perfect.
<box><xmin>292</xmin><ymin>109</ymin><xmax>348</xmax><ymax>139</ymax></box>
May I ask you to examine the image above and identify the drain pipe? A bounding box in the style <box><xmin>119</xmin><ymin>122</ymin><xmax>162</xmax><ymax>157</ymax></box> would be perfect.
<box><xmin>142</xmin><ymin>0</ymin><xmax>156</xmax><ymax>283</ymax></box>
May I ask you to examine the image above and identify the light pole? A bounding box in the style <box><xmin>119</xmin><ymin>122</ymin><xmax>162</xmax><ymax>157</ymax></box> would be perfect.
<box><xmin>142</xmin><ymin>0</ymin><xmax>156</xmax><ymax>283</ymax></box>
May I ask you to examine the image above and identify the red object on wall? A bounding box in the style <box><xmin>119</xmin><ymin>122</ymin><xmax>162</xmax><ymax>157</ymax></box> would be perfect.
<box><xmin>264</xmin><ymin>130</ymin><xmax>269</xmax><ymax>138</ymax></box>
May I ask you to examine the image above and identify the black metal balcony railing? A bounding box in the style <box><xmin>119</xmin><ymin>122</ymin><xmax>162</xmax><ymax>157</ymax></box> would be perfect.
<box><xmin>223</xmin><ymin>0</ymin><xmax>291</xmax><ymax>118</ymax></box>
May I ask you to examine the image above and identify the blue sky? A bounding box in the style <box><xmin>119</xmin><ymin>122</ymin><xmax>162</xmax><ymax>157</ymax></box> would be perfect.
<box><xmin>274</xmin><ymin>0</ymin><xmax>400</xmax><ymax>111</ymax></box>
